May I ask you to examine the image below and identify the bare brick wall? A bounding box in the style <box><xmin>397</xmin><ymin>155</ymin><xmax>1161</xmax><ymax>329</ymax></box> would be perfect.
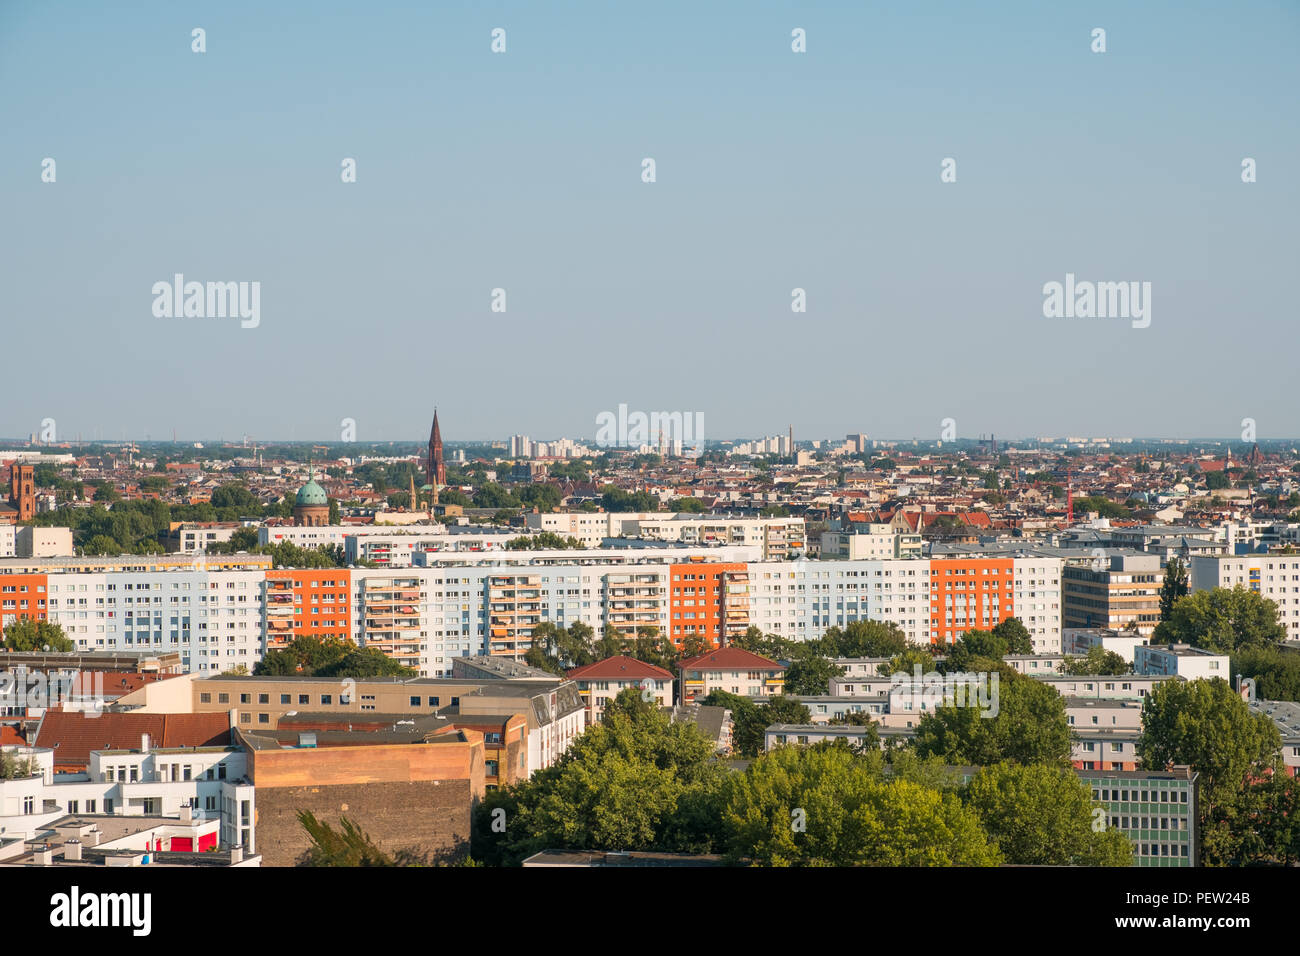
<box><xmin>255</xmin><ymin>778</ymin><xmax>473</xmax><ymax>866</ymax></box>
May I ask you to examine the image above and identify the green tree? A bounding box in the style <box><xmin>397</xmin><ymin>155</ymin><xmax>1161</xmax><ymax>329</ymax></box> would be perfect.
<box><xmin>473</xmin><ymin>482</ymin><xmax>521</xmax><ymax>510</ymax></box>
<box><xmin>820</xmin><ymin>620</ymin><xmax>908</xmax><ymax>659</ymax></box>
<box><xmin>505</xmin><ymin>532</ymin><xmax>583</xmax><ymax>551</ymax></box>
<box><xmin>1231</xmin><ymin>646</ymin><xmax>1300</xmax><ymax>702</ymax></box>
<box><xmin>1136</xmin><ymin>677</ymin><xmax>1280</xmax><ymax>818</ymax></box>
<box><xmin>470</xmin><ymin>702</ymin><xmax>723</xmax><ymax>865</ymax></box>
<box><xmin>3</xmin><ymin>618</ymin><xmax>74</xmax><ymax>652</ymax></box>
<box><xmin>1159</xmin><ymin>558</ymin><xmax>1190</xmax><ymax>622</ymax></box>
<box><xmin>518</xmin><ymin>484</ymin><xmax>562</xmax><ymax>512</ymax></box>
<box><xmin>210</xmin><ymin>482</ymin><xmax>259</xmax><ymax>511</ymax></box>
<box><xmin>1152</xmin><ymin>586</ymin><xmax>1285</xmax><ymax>653</ymax></box>
<box><xmin>668</xmin><ymin>497</ymin><xmax>707</xmax><ymax>513</ymax></box>
<box><xmin>963</xmin><ymin>762</ymin><xmax>1133</xmax><ymax>866</ymax></box>
<box><xmin>1063</xmin><ymin>645</ymin><xmax>1130</xmax><ymax>676</ymax></box>
<box><xmin>915</xmin><ymin>667</ymin><xmax>1071</xmax><ymax>767</ymax></box>
<box><xmin>0</xmin><ymin>751</ymin><xmax>41</xmax><ymax>780</ymax></box>
<box><xmin>1205</xmin><ymin>470</ymin><xmax>1230</xmax><ymax>491</ymax></box>
<box><xmin>879</xmin><ymin>644</ymin><xmax>938</xmax><ymax>677</ymax></box>
<box><xmin>990</xmin><ymin>617</ymin><xmax>1034</xmax><ymax>654</ymax></box>
<box><xmin>736</xmin><ymin>695</ymin><xmax>812</xmax><ymax>758</ymax></box>
<box><xmin>297</xmin><ymin>812</ymin><xmax>434</xmax><ymax>866</ymax></box>
<box><xmin>783</xmin><ymin>657</ymin><xmax>845</xmax><ymax>696</ymax></box>
<box><xmin>719</xmin><ymin>743</ymin><xmax>1000</xmax><ymax>866</ymax></box>
<box><xmin>228</xmin><ymin>526</ymin><xmax>259</xmax><ymax>551</ymax></box>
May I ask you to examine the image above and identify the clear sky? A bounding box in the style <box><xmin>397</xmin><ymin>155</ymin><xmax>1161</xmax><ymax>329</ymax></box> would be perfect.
<box><xmin>2</xmin><ymin>0</ymin><xmax>1297</xmax><ymax>443</ymax></box>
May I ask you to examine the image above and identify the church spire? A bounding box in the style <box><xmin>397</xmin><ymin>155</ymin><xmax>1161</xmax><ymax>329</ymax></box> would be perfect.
<box><xmin>427</xmin><ymin>408</ymin><xmax>446</xmax><ymax>490</ymax></box>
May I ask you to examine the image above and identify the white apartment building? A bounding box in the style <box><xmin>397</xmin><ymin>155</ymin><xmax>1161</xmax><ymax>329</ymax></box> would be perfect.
<box><xmin>46</xmin><ymin>569</ymin><xmax>264</xmax><ymax>674</ymax></box>
<box><xmin>1190</xmin><ymin>554</ymin><xmax>1300</xmax><ymax>638</ymax></box>
<box><xmin>260</xmin><ymin>523</ymin><xmax>451</xmax><ymax>551</ymax></box>
<box><xmin>345</xmin><ymin>531</ymin><xmax>516</xmax><ymax>567</ymax></box>
<box><xmin>0</xmin><ymin>744</ymin><xmax>255</xmax><ymax>852</ymax></box>
<box><xmin>525</xmin><ymin>512</ymin><xmax>805</xmax><ymax>560</ymax></box>
<box><xmin>820</xmin><ymin>525</ymin><xmax>924</xmax><ymax>560</ymax></box>
<box><xmin>1012</xmin><ymin>557</ymin><xmax>1064</xmax><ymax>653</ymax></box>
<box><xmin>738</xmin><ymin>556</ymin><xmax>1062</xmax><ymax>650</ymax></box>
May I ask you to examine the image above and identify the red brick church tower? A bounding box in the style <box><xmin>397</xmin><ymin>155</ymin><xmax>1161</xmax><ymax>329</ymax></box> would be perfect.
<box><xmin>427</xmin><ymin>410</ymin><xmax>445</xmax><ymax>489</ymax></box>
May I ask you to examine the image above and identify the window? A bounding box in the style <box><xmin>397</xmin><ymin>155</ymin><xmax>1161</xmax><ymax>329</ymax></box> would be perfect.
<box><xmin>280</xmin><ymin>694</ymin><xmax>291</xmax><ymax>704</ymax></box>
<box><xmin>258</xmin><ymin>694</ymin><xmax>269</xmax><ymax>704</ymax></box>
<box><xmin>299</xmin><ymin>695</ymin><xmax>310</xmax><ymax>705</ymax></box>
<box><xmin>410</xmin><ymin>696</ymin><xmax>421</xmax><ymax>707</ymax></box>
<box><xmin>199</xmin><ymin>693</ymin><xmax>211</xmax><ymax>703</ymax></box>
<box><xmin>321</xmin><ymin>694</ymin><xmax>332</xmax><ymax>705</ymax></box>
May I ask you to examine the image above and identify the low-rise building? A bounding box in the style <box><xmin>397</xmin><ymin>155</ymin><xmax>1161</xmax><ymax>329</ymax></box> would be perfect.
<box><xmin>1063</xmin><ymin>627</ymin><xmax>1148</xmax><ymax>665</ymax></box>
<box><xmin>566</xmin><ymin>656</ymin><xmax>673</xmax><ymax>722</ymax></box>
<box><xmin>1133</xmin><ymin>644</ymin><xmax>1228</xmax><ymax>681</ymax></box>
<box><xmin>1078</xmin><ymin>767</ymin><xmax>1198</xmax><ymax>867</ymax></box>
<box><xmin>678</xmin><ymin>647</ymin><xmax>784</xmax><ymax>704</ymax></box>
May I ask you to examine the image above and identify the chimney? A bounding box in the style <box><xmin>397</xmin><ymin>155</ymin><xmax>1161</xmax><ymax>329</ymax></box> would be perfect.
<box><xmin>86</xmin><ymin>826</ymin><xmax>101</xmax><ymax>847</ymax></box>
<box><xmin>35</xmin><ymin>843</ymin><xmax>53</xmax><ymax>865</ymax></box>
<box><xmin>140</xmin><ymin>733</ymin><xmax>150</xmax><ymax>753</ymax></box>
<box><xmin>179</xmin><ymin>804</ymin><xmax>193</xmax><ymax>823</ymax></box>
<box><xmin>229</xmin><ymin>846</ymin><xmax>243</xmax><ymax>864</ymax></box>
<box><xmin>229</xmin><ymin>708</ymin><xmax>238</xmax><ymax>731</ymax></box>
<box><xmin>64</xmin><ymin>839</ymin><xmax>82</xmax><ymax>862</ymax></box>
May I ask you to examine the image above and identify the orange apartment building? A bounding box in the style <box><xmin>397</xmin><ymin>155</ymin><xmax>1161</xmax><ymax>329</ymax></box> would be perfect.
<box><xmin>0</xmin><ymin>572</ymin><xmax>48</xmax><ymax>630</ymax></box>
<box><xmin>669</xmin><ymin>561</ymin><xmax>747</xmax><ymax>648</ymax></box>
<box><xmin>263</xmin><ymin>569</ymin><xmax>351</xmax><ymax>650</ymax></box>
<box><xmin>927</xmin><ymin>558</ymin><xmax>1015</xmax><ymax>645</ymax></box>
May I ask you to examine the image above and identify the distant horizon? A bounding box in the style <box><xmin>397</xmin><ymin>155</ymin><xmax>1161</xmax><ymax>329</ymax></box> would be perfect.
<box><xmin>1</xmin><ymin>436</ymin><xmax>1296</xmax><ymax>449</ymax></box>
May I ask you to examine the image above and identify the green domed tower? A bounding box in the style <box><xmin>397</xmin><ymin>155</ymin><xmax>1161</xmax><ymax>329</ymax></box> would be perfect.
<box><xmin>293</xmin><ymin>468</ymin><xmax>330</xmax><ymax>526</ymax></box>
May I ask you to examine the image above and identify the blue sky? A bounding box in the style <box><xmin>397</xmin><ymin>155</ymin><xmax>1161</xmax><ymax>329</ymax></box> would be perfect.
<box><xmin>2</xmin><ymin>0</ymin><xmax>1297</xmax><ymax>443</ymax></box>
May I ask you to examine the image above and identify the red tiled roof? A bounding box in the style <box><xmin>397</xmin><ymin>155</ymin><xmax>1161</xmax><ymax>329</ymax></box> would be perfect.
<box><xmin>679</xmin><ymin>647</ymin><xmax>783</xmax><ymax>672</ymax></box>
<box><xmin>0</xmin><ymin>726</ymin><xmax>26</xmax><ymax>746</ymax></box>
<box><xmin>68</xmin><ymin>671</ymin><xmax>169</xmax><ymax>697</ymax></box>
<box><xmin>566</xmin><ymin>656</ymin><xmax>674</xmax><ymax>680</ymax></box>
<box><xmin>33</xmin><ymin>711</ymin><xmax>232</xmax><ymax>771</ymax></box>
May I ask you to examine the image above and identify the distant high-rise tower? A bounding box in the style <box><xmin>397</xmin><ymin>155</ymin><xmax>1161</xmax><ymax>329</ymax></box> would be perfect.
<box><xmin>428</xmin><ymin>409</ymin><xmax>446</xmax><ymax>488</ymax></box>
